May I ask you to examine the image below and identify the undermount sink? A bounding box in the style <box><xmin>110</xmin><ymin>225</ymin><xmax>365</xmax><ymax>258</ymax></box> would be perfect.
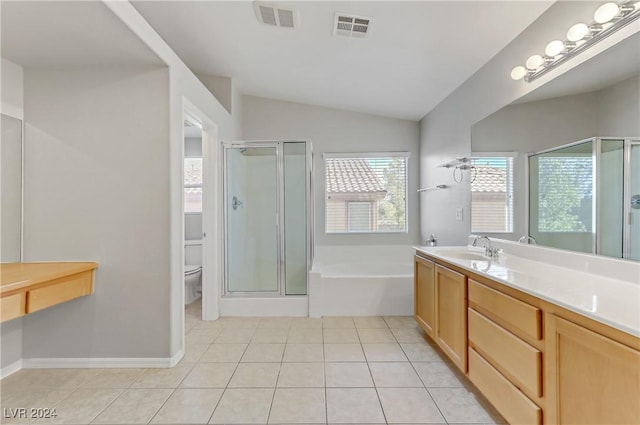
<box><xmin>434</xmin><ymin>248</ymin><xmax>488</xmax><ymax>261</ymax></box>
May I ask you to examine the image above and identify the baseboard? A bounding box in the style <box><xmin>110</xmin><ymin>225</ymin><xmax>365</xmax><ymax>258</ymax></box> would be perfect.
<box><xmin>20</xmin><ymin>349</ymin><xmax>185</xmax><ymax>369</ymax></box>
<box><xmin>1</xmin><ymin>359</ymin><xmax>22</xmax><ymax>379</ymax></box>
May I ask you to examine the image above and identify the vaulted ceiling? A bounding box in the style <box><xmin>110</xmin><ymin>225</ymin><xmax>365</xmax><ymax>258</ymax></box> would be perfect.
<box><xmin>133</xmin><ymin>1</ymin><xmax>553</xmax><ymax>120</ymax></box>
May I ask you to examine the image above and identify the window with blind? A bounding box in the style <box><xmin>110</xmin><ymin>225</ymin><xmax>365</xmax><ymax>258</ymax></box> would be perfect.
<box><xmin>471</xmin><ymin>156</ymin><xmax>514</xmax><ymax>233</ymax></box>
<box><xmin>184</xmin><ymin>157</ymin><xmax>203</xmax><ymax>213</ymax></box>
<box><xmin>325</xmin><ymin>154</ymin><xmax>408</xmax><ymax>234</ymax></box>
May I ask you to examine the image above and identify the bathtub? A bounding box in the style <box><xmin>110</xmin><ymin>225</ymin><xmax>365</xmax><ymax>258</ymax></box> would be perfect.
<box><xmin>309</xmin><ymin>245</ymin><xmax>414</xmax><ymax>317</ymax></box>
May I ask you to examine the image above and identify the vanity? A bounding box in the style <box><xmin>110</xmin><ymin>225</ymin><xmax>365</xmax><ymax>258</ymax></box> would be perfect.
<box><xmin>1</xmin><ymin>262</ymin><xmax>98</xmax><ymax>323</ymax></box>
<box><xmin>414</xmin><ymin>243</ymin><xmax>639</xmax><ymax>425</ymax></box>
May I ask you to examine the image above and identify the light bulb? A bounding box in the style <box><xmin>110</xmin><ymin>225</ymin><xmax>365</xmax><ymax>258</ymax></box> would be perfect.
<box><xmin>594</xmin><ymin>2</ymin><xmax>620</xmax><ymax>23</ymax></box>
<box><xmin>511</xmin><ymin>66</ymin><xmax>527</xmax><ymax>80</ymax></box>
<box><xmin>567</xmin><ymin>23</ymin><xmax>590</xmax><ymax>41</ymax></box>
<box><xmin>526</xmin><ymin>55</ymin><xmax>544</xmax><ymax>70</ymax></box>
<box><xmin>545</xmin><ymin>40</ymin><xmax>565</xmax><ymax>57</ymax></box>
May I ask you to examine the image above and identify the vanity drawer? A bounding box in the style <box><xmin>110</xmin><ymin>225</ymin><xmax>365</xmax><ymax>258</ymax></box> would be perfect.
<box><xmin>469</xmin><ymin>279</ymin><xmax>541</xmax><ymax>341</ymax></box>
<box><xmin>468</xmin><ymin>308</ymin><xmax>542</xmax><ymax>397</ymax></box>
<box><xmin>469</xmin><ymin>348</ymin><xmax>542</xmax><ymax>425</ymax></box>
<box><xmin>1</xmin><ymin>293</ymin><xmax>26</xmax><ymax>321</ymax></box>
<box><xmin>27</xmin><ymin>271</ymin><xmax>94</xmax><ymax>313</ymax></box>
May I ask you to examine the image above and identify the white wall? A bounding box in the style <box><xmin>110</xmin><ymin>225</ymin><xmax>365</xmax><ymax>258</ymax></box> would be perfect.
<box><xmin>242</xmin><ymin>95</ymin><xmax>421</xmax><ymax>246</ymax></box>
<box><xmin>1</xmin><ymin>57</ymin><xmax>23</xmax><ymax>375</ymax></box>
<box><xmin>419</xmin><ymin>1</ymin><xmax>639</xmax><ymax>245</ymax></box>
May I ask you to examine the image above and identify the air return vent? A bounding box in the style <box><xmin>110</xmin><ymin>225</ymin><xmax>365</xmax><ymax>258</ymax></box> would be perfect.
<box><xmin>334</xmin><ymin>13</ymin><xmax>373</xmax><ymax>38</ymax></box>
<box><xmin>254</xmin><ymin>2</ymin><xmax>297</xmax><ymax>29</ymax></box>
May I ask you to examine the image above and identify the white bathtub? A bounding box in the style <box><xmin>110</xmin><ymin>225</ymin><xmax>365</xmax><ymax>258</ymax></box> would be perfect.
<box><xmin>309</xmin><ymin>245</ymin><xmax>414</xmax><ymax>317</ymax></box>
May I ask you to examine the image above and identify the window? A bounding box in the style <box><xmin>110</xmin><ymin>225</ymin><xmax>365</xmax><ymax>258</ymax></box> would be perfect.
<box><xmin>471</xmin><ymin>156</ymin><xmax>514</xmax><ymax>233</ymax></box>
<box><xmin>347</xmin><ymin>202</ymin><xmax>372</xmax><ymax>231</ymax></box>
<box><xmin>325</xmin><ymin>153</ymin><xmax>408</xmax><ymax>233</ymax></box>
<box><xmin>184</xmin><ymin>157</ymin><xmax>203</xmax><ymax>213</ymax></box>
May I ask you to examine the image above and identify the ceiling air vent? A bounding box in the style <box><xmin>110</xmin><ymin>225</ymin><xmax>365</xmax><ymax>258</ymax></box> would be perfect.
<box><xmin>334</xmin><ymin>13</ymin><xmax>373</xmax><ymax>38</ymax></box>
<box><xmin>254</xmin><ymin>2</ymin><xmax>297</xmax><ymax>29</ymax></box>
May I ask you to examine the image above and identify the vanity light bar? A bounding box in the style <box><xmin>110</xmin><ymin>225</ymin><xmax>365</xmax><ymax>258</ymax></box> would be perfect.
<box><xmin>511</xmin><ymin>1</ymin><xmax>640</xmax><ymax>82</ymax></box>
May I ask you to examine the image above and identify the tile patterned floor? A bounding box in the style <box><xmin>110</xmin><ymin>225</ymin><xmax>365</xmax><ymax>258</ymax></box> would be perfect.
<box><xmin>0</xmin><ymin>300</ymin><xmax>505</xmax><ymax>424</ymax></box>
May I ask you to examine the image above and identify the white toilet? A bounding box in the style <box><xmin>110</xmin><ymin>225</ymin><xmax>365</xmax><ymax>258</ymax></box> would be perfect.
<box><xmin>185</xmin><ymin>264</ymin><xmax>202</xmax><ymax>305</ymax></box>
<box><xmin>185</xmin><ymin>241</ymin><xmax>203</xmax><ymax>305</ymax></box>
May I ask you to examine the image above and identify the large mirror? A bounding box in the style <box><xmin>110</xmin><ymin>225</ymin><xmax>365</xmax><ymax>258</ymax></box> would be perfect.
<box><xmin>1</xmin><ymin>113</ymin><xmax>22</xmax><ymax>262</ymax></box>
<box><xmin>471</xmin><ymin>32</ymin><xmax>640</xmax><ymax>260</ymax></box>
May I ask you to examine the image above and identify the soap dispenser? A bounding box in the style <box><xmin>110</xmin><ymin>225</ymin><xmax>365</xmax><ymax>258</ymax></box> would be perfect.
<box><xmin>426</xmin><ymin>234</ymin><xmax>438</xmax><ymax>247</ymax></box>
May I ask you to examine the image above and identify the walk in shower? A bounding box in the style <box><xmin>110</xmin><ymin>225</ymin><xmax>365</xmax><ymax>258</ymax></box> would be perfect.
<box><xmin>529</xmin><ymin>138</ymin><xmax>640</xmax><ymax>260</ymax></box>
<box><xmin>223</xmin><ymin>141</ymin><xmax>312</xmax><ymax>297</ymax></box>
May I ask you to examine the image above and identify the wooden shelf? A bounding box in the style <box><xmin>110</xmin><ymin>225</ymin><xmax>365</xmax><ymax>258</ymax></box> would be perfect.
<box><xmin>0</xmin><ymin>262</ymin><xmax>98</xmax><ymax>322</ymax></box>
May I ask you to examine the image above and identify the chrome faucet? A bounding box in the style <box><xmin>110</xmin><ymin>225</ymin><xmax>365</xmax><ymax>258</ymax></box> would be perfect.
<box><xmin>518</xmin><ymin>235</ymin><xmax>537</xmax><ymax>245</ymax></box>
<box><xmin>472</xmin><ymin>236</ymin><xmax>499</xmax><ymax>258</ymax></box>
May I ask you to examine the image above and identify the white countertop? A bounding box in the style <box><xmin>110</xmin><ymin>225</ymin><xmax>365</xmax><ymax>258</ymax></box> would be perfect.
<box><xmin>415</xmin><ymin>245</ymin><xmax>640</xmax><ymax>338</ymax></box>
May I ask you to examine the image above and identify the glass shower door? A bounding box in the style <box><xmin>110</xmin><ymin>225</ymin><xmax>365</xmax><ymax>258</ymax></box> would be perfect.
<box><xmin>598</xmin><ymin>140</ymin><xmax>624</xmax><ymax>258</ymax></box>
<box><xmin>225</xmin><ymin>146</ymin><xmax>279</xmax><ymax>293</ymax></box>
<box><xmin>284</xmin><ymin>142</ymin><xmax>308</xmax><ymax>295</ymax></box>
<box><xmin>627</xmin><ymin>142</ymin><xmax>640</xmax><ymax>261</ymax></box>
<box><xmin>529</xmin><ymin>140</ymin><xmax>595</xmax><ymax>254</ymax></box>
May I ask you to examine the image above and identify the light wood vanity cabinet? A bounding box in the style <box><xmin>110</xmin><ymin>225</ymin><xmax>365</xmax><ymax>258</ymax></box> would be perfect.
<box><xmin>413</xmin><ymin>256</ymin><xmax>468</xmax><ymax>372</ymax></box>
<box><xmin>467</xmin><ymin>279</ymin><xmax>544</xmax><ymax>425</ymax></box>
<box><xmin>413</xmin><ymin>252</ymin><xmax>640</xmax><ymax>425</ymax></box>
<box><xmin>414</xmin><ymin>255</ymin><xmax>436</xmax><ymax>338</ymax></box>
<box><xmin>0</xmin><ymin>262</ymin><xmax>97</xmax><ymax>322</ymax></box>
<box><xmin>435</xmin><ymin>264</ymin><xmax>467</xmax><ymax>372</ymax></box>
<box><xmin>545</xmin><ymin>314</ymin><xmax>640</xmax><ymax>425</ymax></box>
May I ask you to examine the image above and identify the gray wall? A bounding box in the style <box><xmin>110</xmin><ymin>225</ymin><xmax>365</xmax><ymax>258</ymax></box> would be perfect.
<box><xmin>21</xmin><ymin>66</ymin><xmax>171</xmax><ymax>359</ymax></box>
<box><xmin>196</xmin><ymin>73</ymin><xmax>232</xmax><ymax>114</ymax></box>
<box><xmin>597</xmin><ymin>75</ymin><xmax>640</xmax><ymax>137</ymax></box>
<box><xmin>1</xmin><ymin>57</ymin><xmax>23</xmax><ymax>373</ymax></box>
<box><xmin>242</xmin><ymin>95</ymin><xmax>421</xmax><ymax>246</ymax></box>
<box><xmin>1</xmin><ymin>320</ymin><xmax>22</xmax><ymax>371</ymax></box>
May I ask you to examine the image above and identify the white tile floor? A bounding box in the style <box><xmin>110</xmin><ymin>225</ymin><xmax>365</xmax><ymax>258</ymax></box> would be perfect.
<box><xmin>0</xmin><ymin>300</ymin><xmax>505</xmax><ymax>424</ymax></box>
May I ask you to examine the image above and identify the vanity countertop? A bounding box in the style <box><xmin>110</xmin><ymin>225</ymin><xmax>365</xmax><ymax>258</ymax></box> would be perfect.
<box><xmin>414</xmin><ymin>246</ymin><xmax>640</xmax><ymax>338</ymax></box>
<box><xmin>0</xmin><ymin>262</ymin><xmax>98</xmax><ymax>295</ymax></box>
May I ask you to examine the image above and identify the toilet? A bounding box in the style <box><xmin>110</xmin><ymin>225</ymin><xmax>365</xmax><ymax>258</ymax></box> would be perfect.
<box><xmin>184</xmin><ymin>241</ymin><xmax>203</xmax><ymax>305</ymax></box>
<box><xmin>185</xmin><ymin>264</ymin><xmax>202</xmax><ymax>305</ymax></box>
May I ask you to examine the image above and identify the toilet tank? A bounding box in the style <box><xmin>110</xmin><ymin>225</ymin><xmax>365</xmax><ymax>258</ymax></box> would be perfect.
<box><xmin>185</xmin><ymin>240</ymin><xmax>202</xmax><ymax>266</ymax></box>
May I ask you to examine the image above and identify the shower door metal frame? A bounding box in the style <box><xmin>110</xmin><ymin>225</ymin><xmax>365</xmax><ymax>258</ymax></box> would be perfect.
<box><xmin>623</xmin><ymin>138</ymin><xmax>640</xmax><ymax>260</ymax></box>
<box><xmin>528</xmin><ymin>137</ymin><xmax>640</xmax><ymax>260</ymax></box>
<box><xmin>222</xmin><ymin>140</ymin><xmax>313</xmax><ymax>297</ymax></box>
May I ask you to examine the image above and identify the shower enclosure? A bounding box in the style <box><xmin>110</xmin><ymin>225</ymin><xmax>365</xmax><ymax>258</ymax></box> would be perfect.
<box><xmin>223</xmin><ymin>141</ymin><xmax>312</xmax><ymax>296</ymax></box>
<box><xmin>529</xmin><ymin>137</ymin><xmax>640</xmax><ymax>260</ymax></box>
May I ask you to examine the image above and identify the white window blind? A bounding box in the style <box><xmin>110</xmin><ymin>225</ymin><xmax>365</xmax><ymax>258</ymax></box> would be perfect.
<box><xmin>325</xmin><ymin>155</ymin><xmax>408</xmax><ymax>234</ymax></box>
<box><xmin>184</xmin><ymin>158</ymin><xmax>203</xmax><ymax>213</ymax></box>
<box><xmin>471</xmin><ymin>156</ymin><xmax>514</xmax><ymax>233</ymax></box>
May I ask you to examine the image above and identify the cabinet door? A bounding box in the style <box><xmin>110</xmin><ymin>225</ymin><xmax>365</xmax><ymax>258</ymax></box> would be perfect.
<box><xmin>414</xmin><ymin>256</ymin><xmax>436</xmax><ymax>338</ymax></box>
<box><xmin>435</xmin><ymin>264</ymin><xmax>468</xmax><ymax>372</ymax></box>
<box><xmin>545</xmin><ymin>314</ymin><xmax>640</xmax><ymax>424</ymax></box>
